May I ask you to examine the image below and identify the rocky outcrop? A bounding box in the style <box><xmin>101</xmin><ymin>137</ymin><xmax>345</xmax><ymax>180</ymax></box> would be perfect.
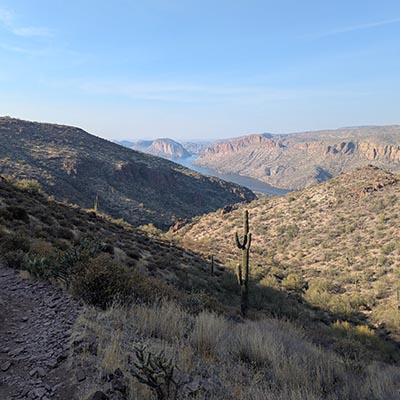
<box><xmin>132</xmin><ymin>138</ymin><xmax>191</xmax><ymax>160</ymax></box>
<box><xmin>195</xmin><ymin>126</ymin><xmax>400</xmax><ymax>190</ymax></box>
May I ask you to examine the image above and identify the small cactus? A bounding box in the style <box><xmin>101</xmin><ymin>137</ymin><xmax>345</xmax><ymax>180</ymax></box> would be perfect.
<box><xmin>235</xmin><ymin>210</ymin><xmax>252</xmax><ymax>317</ymax></box>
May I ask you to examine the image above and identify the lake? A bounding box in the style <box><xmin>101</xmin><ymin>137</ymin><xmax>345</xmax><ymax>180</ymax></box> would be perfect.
<box><xmin>176</xmin><ymin>155</ymin><xmax>289</xmax><ymax>197</ymax></box>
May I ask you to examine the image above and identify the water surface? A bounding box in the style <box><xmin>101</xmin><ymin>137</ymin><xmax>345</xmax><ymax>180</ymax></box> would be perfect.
<box><xmin>177</xmin><ymin>155</ymin><xmax>289</xmax><ymax>197</ymax></box>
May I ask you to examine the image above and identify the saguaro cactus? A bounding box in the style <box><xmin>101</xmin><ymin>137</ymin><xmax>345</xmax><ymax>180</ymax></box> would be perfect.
<box><xmin>210</xmin><ymin>255</ymin><xmax>215</xmax><ymax>276</ymax></box>
<box><xmin>235</xmin><ymin>210</ymin><xmax>251</xmax><ymax>317</ymax></box>
<box><xmin>94</xmin><ymin>195</ymin><xmax>99</xmax><ymax>213</ymax></box>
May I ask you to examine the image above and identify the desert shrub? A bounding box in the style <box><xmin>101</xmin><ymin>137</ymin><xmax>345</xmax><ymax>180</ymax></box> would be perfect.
<box><xmin>127</xmin><ymin>249</ymin><xmax>140</xmax><ymax>260</ymax></box>
<box><xmin>52</xmin><ymin>236</ymin><xmax>103</xmax><ymax>284</ymax></box>
<box><xmin>29</xmin><ymin>239</ymin><xmax>54</xmax><ymax>257</ymax></box>
<box><xmin>12</xmin><ymin>179</ymin><xmax>42</xmax><ymax>194</ymax></box>
<box><xmin>3</xmin><ymin>250</ymin><xmax>26</xmax><ymax>269</ymax></box>
<box><xmin>71</xmin><ymin>254</ymin><xmax>134</xmax><ymax>309</ymax></box>
<box><xmin>1</xmin><ymin>231</ymin><xmax>30</xmax><ymax>253</ymax></box>
<box><xmin>25</xmin><ymin>255</ymin><xmax>57</xmax><ymax>279</ymax></box>
<box><xmin>259</xmin><ymin>274</ymin><xmax>280</xmax><ymax>289</ymax></box>
<box><xmin>220</xmin><ymin>270</ymin><xmax>238</xmax><ymax>292</ymax></box>
<box><xmin>382</xmin><ymin>241</ymin><xmax>396</xmax><ymax>255</ymax></box>
<box><xmin>56</xmin><ymin>227</ymin><xmax>74</xmax><ymax>240</ymax></box>
<box><xmin>6</xmin><ymin>206</ymin><xmax>29</xmax><ymax>222</ymax></box>
<box><xmin>0</xmin><ymin>231</ymin><xmax>31</xmax><ymax>268</ymax></box>
<box><xmin>139</xmin><ymin>223</ymin><xmax>163</xmax><ymax>237</ymax></box>
<box><xmin>281</xmin><ymin>273</ymin><xmax>307</xmax><ymax>293</ymax></box>
<box><xmin>277</xmin><ymin>224</ymin><xmax>299</xmax><ymax>240</ymax></box>
<box><xmin>129</xmin><ymin>269</ymin><xmax>179</xmax><ymax>304</ymax></box>
<box><xmin>183</xmin><ymin>292</ymin><xmax>224</xmax><ymax>314</ymax></box>
<box><xmin>330</xmin><ymin>321</ymin><xmax>394</xmax><ymax>362</ymax></box>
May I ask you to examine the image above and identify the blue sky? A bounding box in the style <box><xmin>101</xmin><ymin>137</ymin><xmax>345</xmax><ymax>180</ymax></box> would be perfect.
<box><xmin>1</xmin><ymin>0</ymin><xmax>400</xmax><ymax>141</ymax></box>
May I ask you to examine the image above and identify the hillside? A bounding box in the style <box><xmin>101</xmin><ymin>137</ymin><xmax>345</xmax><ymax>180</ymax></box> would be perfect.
<box><xmin>195</xmin><ymin>126</ymin><xmax>400</xmax><ymax>190</ymax></box>
<box><xmin>0</xmin><ymin>117</ymin><xmax>255</xmax><ymax>228</ymax></box>
<box><xmin>2</xmin><ymin>175</ymin><xmax>400</xmax><ymax>400</ymax></box>
<box><xmin>171</xmin><ymin>166</ymin><xmax>400</xmax><ymax>338</ymax></box>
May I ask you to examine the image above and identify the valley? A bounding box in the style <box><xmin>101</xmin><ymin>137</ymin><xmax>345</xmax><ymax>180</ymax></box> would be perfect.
<box><xmin>2</xmin><ymin>118</ymin><xmax>400</xmax><ymax>399</ymax></box>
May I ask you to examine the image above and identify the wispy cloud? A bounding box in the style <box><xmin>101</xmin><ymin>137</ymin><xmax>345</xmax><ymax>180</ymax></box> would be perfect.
<box><xmin>43</xmin><ymin>78</ymin><xmax>370</xmax><ymax>104</ymax></box>
<box><xmin>0</xmin><ymin>7</ymin><xmax>51</xmax><ymax>37</ymax></box>
<box><xmin>0</xmin><ymin>43</ymin><xmax>48</xmax><ymax>56</ymax></box>
<box><xmin>309</xmin><ymin>17</ymin><xmax>400</xmax><ymax>38</ymax></box>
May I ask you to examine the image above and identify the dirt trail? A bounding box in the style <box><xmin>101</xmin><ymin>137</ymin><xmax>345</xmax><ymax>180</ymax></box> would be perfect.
<box><xmin>0</xmin><ymin>266</ymin><xmax>81</xmax><ymax>400</ymax></box>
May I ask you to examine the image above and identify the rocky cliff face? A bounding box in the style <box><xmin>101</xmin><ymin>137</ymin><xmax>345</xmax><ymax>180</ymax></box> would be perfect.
<box><xmin>0</xmin><ymin>117</ymin><xmax>255</xmax><ymax>228</ymax></box>
<box><xmin>195</xmin><ymin>126</ymin><xmax>400</xmax><ymax>189</ymax></box>
<box><xmin>132</xmin><ymin>138</ymin><xmax>191</xmax><ymax>160</ymax></box>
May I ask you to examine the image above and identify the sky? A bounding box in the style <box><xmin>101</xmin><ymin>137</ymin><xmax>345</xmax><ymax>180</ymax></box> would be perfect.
<box><xmin>1</xmin><ymin>0</ymin><xmax>400</xmax><ymax>141</ymax></box>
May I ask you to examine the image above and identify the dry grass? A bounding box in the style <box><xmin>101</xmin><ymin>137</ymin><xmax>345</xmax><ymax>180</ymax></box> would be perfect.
<box><xmin>191</xmin><ymin>311</ymin><xmax>228</xmax><ymax>357</ymax></box>
<box><xmin>132</xmin><ymin>300</ymin><xmax>188</xmax><ymax>341</ymax></box>
<box><xmin>73</xmin><ymin>300</ymin><xmax>400</xmax><ymax>400</ymax></box>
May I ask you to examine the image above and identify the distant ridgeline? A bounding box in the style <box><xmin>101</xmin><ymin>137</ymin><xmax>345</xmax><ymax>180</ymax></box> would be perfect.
<box><xmin>193</xmin><ymin>126</ymin><xmax>400</xmax><ymax>190</ymax></box>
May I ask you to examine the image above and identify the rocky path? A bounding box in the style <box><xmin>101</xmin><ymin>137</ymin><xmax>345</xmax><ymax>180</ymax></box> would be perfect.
<box><xmin>0</xmin><ymin>266</ymin><xmax>81</xmax><ymax>400</ymax></box>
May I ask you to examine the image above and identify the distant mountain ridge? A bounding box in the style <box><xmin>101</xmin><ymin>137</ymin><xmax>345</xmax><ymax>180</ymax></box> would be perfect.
<box><xmin>0</xmin><ymin>117</ymin><xmax>255</xmax><ymax>228</ymax></box>
<box><xmin>194</xmin><ymin>125</ymin><xmax>400</xmax><ymax>190</ymax></box>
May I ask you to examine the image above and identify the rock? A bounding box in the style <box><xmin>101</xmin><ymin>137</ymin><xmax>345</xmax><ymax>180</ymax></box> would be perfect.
<box><xmin>90</xmin><ymin>391</ymin><xmax>109</xmax><ymax>400</ymax></box>
<box><xmin>76</xmin><ymin>368</ymin><xmax>86</xmax><ymax>382</ymax></box>
<box><xmin>37</xmin><ymin>367</ymin><xmax>47</xmax><ymax>378</ymax></box>
<box><xmin>1</xmin><ymin>361</ymin><xmax>11</xmax><ymax>371</ymax></box>
<box><xmin>32</xmin><ymin>387</ymin><xmax>47</xmax><ymax>399</ymax></box>
<box><xmin>9</xmin><ymin>346</ymin><xmax>25</xmax><ymax>356</ymax></box>
<box><xmin>56</xmin><ymin>351</ymin><xmax>68</xmax><ymax>363</ymax></box>
<box><xmin>111</xmin><ymin>375</ymin><xmax>127</xmax><ymax>394</ymax></box>
<box><xmin>29</xmin><ymin>367</ymin><xmax>46</xmax><ymax>378</ymax></box>
<box><xmin>46</xmin><ymin>359</ymin><xmax>58</xmax><ymax>369</ymax></box>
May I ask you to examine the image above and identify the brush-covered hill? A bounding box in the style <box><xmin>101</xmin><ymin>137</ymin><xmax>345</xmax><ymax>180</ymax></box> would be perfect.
<box><xmin>0</xmin><ymin>117</ymin><xmax>255</xmax><ymax>229</ymax></box>
<box><xmin>2</xmin><ymin>175</ymin><xmax>400</xmax><ymax>400</ymax></box>
<box><xmin>171</xmin><ymin>165</ymin><xmax>400</xmax><ymax>337</ymax></box>
<box><xmin>0</xmin><ymin>176</ymin><xmax>218</xmax><ymax>296</ymax></box>
<box><xmin>195</xmin><ymin>126</ymin><xmax>400</xmax><ymax>190</ymax></box>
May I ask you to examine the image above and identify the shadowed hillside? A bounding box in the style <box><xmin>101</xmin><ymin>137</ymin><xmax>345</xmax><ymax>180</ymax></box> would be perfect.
<box><xmin>0</xmin><ymin>117</ymin><xmax>255</xmax><ymax>229</ymax></box>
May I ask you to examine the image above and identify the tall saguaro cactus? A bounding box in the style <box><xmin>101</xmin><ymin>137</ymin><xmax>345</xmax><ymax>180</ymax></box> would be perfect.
<box><xmin>235</xmin><ymin>210</ymin><xmax>251</xmax><ymax>317</ymax></box>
